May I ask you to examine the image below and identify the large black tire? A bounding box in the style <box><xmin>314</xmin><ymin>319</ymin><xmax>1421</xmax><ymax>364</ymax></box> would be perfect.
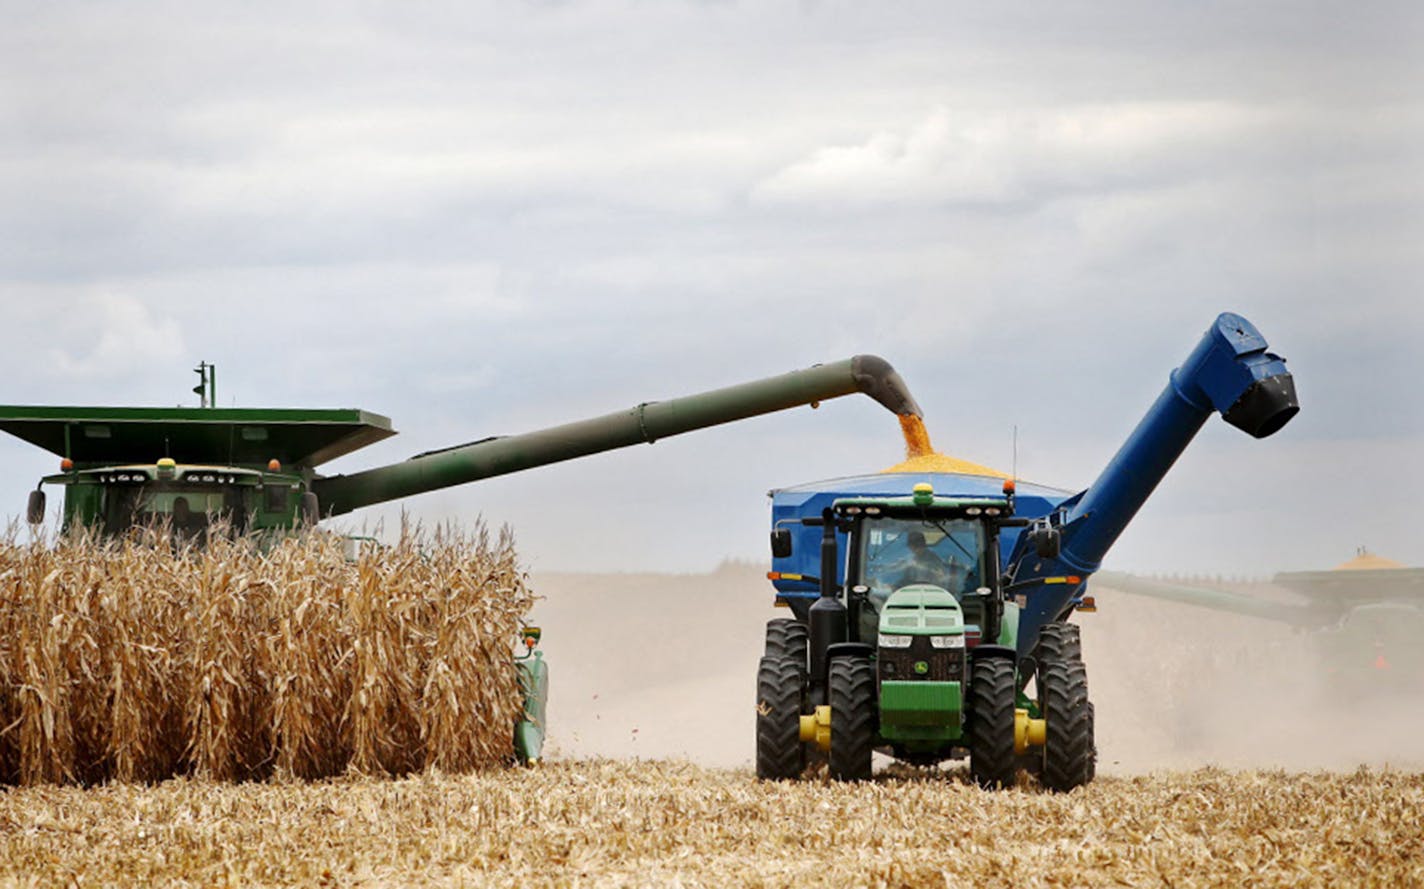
<box><xmin>755</xmin><ymin>656</ymin><xmax>806</xmax><ymax>780</ymax></box>
<box><xmin>764</xmin><ymin>618</ymin><xmax>809</xmax><ymax>667</ymax></box>
<box><xmin>1034</xmin><ymin>622</ymin><xmax>1083</xmax><ymax>668</ymax></box>
<box><xmin>967</xmin><ymin>657</ymin><xmax>1018</xmax><ymax>789</ymax></box>
<box><xmin>1040</xmin><ymin>660</ymin><xmax>1094</xmax><ymax>792</ymax></box>
<box><xmin>827</xmin><ymin>658</ymin><xmax>876</xmax><ymax>781</ymax></box>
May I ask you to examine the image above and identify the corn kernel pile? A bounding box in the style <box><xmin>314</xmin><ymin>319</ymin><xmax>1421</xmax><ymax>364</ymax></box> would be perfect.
<box><xmin>882</xmin><ymin>414</ymin><xmax>1010</xmax><ymax>478</ymax></box>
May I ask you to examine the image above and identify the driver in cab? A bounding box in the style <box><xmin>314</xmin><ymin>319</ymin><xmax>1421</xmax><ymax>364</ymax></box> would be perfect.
<box><xmin>897</xmin><ymin>531</ymin><xmax>962</xmax><ymax>591</ymax></box>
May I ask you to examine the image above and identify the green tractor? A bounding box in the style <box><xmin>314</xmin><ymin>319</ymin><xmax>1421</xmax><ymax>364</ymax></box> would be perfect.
<box><xmin>757</xmin><ymin>313</ymin><xmax>1300</xmax><ymax>788</ymax></box>
<box><xmin>758</xmin><ymin>482</ymin><xmax>1090</xmax><ymax>789</ymax></box>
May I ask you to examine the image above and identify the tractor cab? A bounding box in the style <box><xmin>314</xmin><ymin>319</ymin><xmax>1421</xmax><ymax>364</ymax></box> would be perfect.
<box><xmin>830</xmin><ymin>485</ymin><xmax>1019</xmax><ymax>665</ymax></box>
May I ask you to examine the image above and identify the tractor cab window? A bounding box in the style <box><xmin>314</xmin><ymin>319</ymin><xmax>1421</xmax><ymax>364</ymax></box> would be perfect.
<box><xmin>858</xmin><ymin>517</ymin><xmax>986</xmax><ymax>600</ymax></box>
<box><xmin>102</xmin><ymin>482</ymin><xmax>248</xmax><ymax>539</ymax></box>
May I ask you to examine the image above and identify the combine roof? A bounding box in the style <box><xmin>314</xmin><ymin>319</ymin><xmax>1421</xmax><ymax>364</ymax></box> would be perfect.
<box><xmin>0</xmin><ymin>405</ymin><xmax>395</xmax><ymax>469</ymax></box>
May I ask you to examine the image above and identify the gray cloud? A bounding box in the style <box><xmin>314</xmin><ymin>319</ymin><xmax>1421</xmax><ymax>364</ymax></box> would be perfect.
<box><xmin>1</xmin><ymin>0</ymin><xmax>1421</xmax><ymax>575</ymax></box>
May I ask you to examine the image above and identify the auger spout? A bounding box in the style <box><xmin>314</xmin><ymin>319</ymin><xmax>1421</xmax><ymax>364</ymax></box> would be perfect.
<box><xmin>313</xmin><ymin>355</ymin><xmax>921</xmax><ymax>517</ymax></box>
<box><xmin>1056</xmin><ymin>312</ymin><xmax>1298</xmax><ymax>575</ymax></box>
<box><xmin>996</xmin><ymin>312</ymin><xmax>1298</xmax><ymax>655</ymax></box>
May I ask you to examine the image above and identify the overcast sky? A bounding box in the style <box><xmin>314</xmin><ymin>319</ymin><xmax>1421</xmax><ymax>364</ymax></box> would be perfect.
<box><xmin>2</xmin><ymin>1</ymin><xmax>1421</xmax><ymax>576</ymax></box>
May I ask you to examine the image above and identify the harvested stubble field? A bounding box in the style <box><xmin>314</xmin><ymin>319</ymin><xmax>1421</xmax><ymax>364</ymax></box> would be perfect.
<box><xmin>1</xmin><ymin>760</ymin><xmax>1421</xmax><ymax>887</ymax></box>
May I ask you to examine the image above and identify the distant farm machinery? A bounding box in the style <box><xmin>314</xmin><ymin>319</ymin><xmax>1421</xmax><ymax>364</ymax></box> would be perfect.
<box><xmin>1099</xmin><ymin>553</ymin><xmax>1424</xmax><ymax>697</ymax></box>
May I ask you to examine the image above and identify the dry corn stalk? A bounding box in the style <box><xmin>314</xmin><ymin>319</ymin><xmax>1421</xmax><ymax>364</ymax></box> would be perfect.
<box><xmin>0</xmin><ymin>519</ymin><xmax>534</xmax><ymax>786</ymax></box>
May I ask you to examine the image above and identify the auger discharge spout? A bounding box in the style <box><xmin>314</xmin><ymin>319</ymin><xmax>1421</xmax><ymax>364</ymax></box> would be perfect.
<box><xmin>1055</xmin><ymin>312</ymin><xmax>1298</xmax><ymax>575</ymax></box>
<box><xmin>995</xmin><ymin>312</ymin><xmax>1299</xmax><ymax>656</ymax></box>
<box><xmin>313</xmin><ymin>355</ymin><xmax>922</xmax><ymax>517</ymax></box>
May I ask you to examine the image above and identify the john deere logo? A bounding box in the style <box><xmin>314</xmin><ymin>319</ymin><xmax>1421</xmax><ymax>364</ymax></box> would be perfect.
<box><xmin>914</xmin><ymin>661</ymin><xmax>929</xmax><ymax>675</ymax></box>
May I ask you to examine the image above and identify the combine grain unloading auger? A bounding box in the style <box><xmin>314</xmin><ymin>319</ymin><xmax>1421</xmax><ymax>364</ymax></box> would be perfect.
<box><xmin>757</xmin><ymin>313</ymin><xmax>1299</xmax><ymax>789</ymax></box>
<box><xmin>2</xmin><ymin>355</ymin><xmax>922</xmax><ymax>765</ymax></box>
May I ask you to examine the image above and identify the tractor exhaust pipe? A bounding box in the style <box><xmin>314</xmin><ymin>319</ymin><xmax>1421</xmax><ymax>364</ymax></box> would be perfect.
<box><xmin>807</xmin><ymin>509</ymin><xmax>847</xmax><ymax>689</ymax></box>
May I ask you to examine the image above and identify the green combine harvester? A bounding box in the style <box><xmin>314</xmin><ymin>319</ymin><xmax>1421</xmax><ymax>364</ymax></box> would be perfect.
<box><xmin>3</xmin><ymin>356</ymin><xmax>923</xmax><ymax>765</ymax></box>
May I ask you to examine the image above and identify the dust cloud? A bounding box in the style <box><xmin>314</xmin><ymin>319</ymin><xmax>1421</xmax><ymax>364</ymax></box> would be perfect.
<box><xmin>529</xmin><ymin>561</ymin><xmax>774</xmax><ymax>767</ymax></box>
<box><xmin>529</xmin><ymin>565</ymin><xmax>1424</xmax><ymax>773</ymax></box>
<box><xmin>1084</xmin><ymin>576</ymin><xmax>1424</xmax><ymax>773</ymax></box>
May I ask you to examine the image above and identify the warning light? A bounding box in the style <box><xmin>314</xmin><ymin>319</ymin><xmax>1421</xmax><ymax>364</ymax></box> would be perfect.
<box><xmin>1003</xmin><ymin>479</ymin><xmax>1016</xmax><ymax>495</ymax></box>
<box><xmin>268</xmin><ymin>459</ymin><xmax>282</xmax><ymax>472</ymax></box>
<box><xmin>60</xmin><ymin>458</ymin><xmax>74</xmax><ymax>472</ymax></box>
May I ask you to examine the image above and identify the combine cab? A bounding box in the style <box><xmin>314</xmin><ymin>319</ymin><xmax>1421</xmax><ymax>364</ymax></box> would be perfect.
<box><xmin>757</xmin><ymin>313</ymin><xmax>1300</xmax><ymax>789</ymax></box>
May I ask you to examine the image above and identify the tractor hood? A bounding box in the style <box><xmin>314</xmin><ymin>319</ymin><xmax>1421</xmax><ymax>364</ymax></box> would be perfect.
<box><xmin>879</xmin><ymin>585</ymin><xmax>964</xmax><ymax>635</ymax></box>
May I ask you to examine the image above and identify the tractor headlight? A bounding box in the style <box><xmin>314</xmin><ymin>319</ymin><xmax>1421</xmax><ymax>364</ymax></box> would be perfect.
<box><xmin>877</xmin><ymin>634</ymin><xmax>913</xmax><ymax>649</ymax></box>
<box><xmin>929</xmin><ymin>635</ymin><xmax>965</xmax><ymax>649</ymax></box>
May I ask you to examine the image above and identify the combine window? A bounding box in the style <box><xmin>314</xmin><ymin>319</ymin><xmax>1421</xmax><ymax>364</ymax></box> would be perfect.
<box><xmin>102</xmin><ymin>483</ymin><xmax>250</xmax><ymax>537</ymax></box>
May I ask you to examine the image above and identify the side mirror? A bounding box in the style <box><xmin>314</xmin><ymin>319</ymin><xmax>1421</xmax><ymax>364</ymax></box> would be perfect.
<box><xmin>26</xmin><ymin>489</ymin><xmax>45</xmax><ymax>525</ymax></box>
<box><xmin>770</xmin><ymin>528</ymin><xmax>793</xmax><ymax>559</ymax></box>
<box><xmin>1033</xmin><ymin>527</ymin><xmax>1061</xmax><ymax>560</ymax></box>
<box><xmin>300</xmin><ymin>492</ymin><xmax>321</xmax><ymax>527</ymax></box>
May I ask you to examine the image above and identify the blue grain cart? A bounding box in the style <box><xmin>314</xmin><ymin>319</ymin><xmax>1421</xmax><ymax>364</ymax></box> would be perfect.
<box><xmin>756</xmin><ymin>313</ymin><xmax>1299</xmax><ymax>789</ymax></box>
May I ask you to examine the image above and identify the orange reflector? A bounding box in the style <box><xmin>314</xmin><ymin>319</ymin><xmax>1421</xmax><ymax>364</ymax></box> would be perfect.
<box><xmin>767</xmin><ymin>571</ymin><xmax>781</xmax><ymax>581</ymax></box>
<box><xmin>1374</xmin><ymin>654</ymin><xmax>1390</xmax><ymax>671</ymax></box>
<box><xmin>1067</xmin><ymin>576</ymin><xmax>1081</xmax><ymax>585</ymax></box>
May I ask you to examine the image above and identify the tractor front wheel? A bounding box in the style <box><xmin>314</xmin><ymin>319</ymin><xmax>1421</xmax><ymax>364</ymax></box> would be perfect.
<box><xmin>755</xmin><ymin>656</ymin><xmax>806</xmax><ymax>780</ymax></box>
<box><xmin>1040</xmin><ymin>660</ymin><xmax>1094</xmax><ymax>792</ymax></box>
<box><xmin>967</xmin><ymin>657</ymin><xmax>1017</xmax><ymax>789</ymax></box>
<box><xmin>828</xmin><ymin>657</ymin><xmax>876</xmax><ymax>781</ymax></box>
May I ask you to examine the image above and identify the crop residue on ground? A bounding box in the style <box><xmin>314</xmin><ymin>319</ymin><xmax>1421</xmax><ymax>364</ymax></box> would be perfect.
<box><xmin>2</xmin><ymin>761</ymin><xmax>1421</xmax><ymax>887</ymax></box>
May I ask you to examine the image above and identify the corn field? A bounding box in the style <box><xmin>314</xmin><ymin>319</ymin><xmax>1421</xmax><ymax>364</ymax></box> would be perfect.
<box><xmin>0</xmin><ymin>521</ymin><xmax>534</xmax><ymax>786</ymax></box>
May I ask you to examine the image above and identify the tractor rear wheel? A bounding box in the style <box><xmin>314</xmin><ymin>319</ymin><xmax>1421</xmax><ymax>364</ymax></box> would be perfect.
<box><xmin>756</xmin><ymin>656</ymin><xmax>806</xmax><ymax>780</ymax></box>
<box><xmin>1034</xmin><ymin>622</ymin><xmax>1083</xmax><ymax>667</ymax></box>
<box><xmin>967</xmin><ymin>657</ymin><xmax>1017</xmax><ymax>789</ymax></box>
<box><xmin>1040</xmin><ymin>660</ymin><xmax>1093</xmax><ymax>792</ymax></box>
<box><xmin>828</xmin><ymin>657</ymin><xmax>876</xmax><ymax>781</ymax></box>
<box><xmin>764</xmin><ymin>618</ymin><xmax>809</xmax><ymax>667</ymax></box>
